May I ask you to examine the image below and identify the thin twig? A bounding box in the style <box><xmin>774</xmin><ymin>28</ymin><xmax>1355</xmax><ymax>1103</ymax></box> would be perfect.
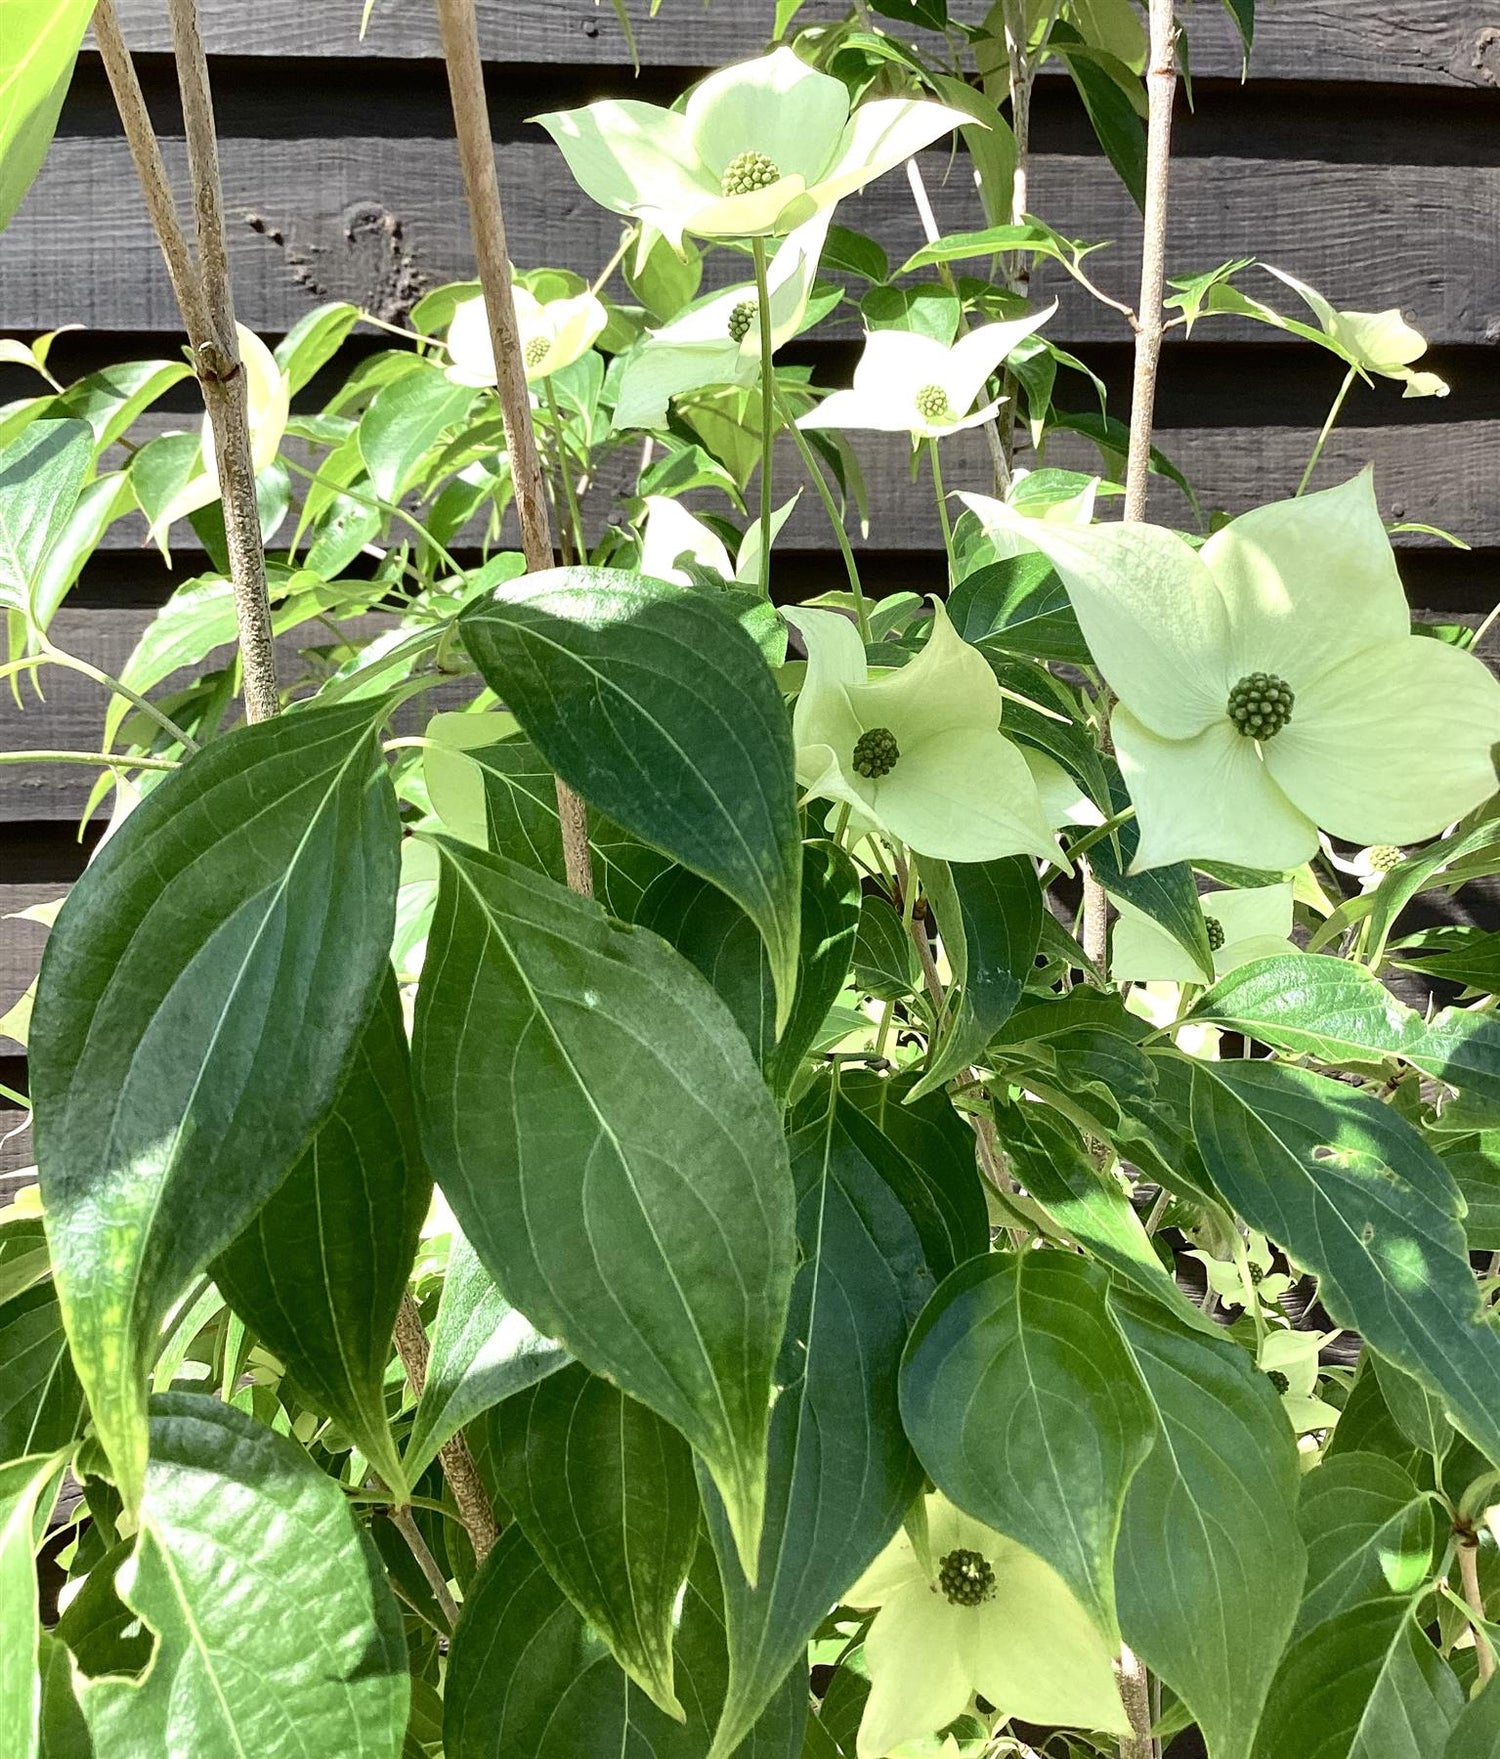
<box><xmin>394</xmin><ymin>1292</ymin><xmax>499</xmax><ymax>1563</ymax></box>
<box><xmin>432</xmin><ymin>0</ymin><xmax>594</xmax><ymax>896</ymax></box>
<box><xmin>1116</xmin><ymin>1643</ymin><xmax>1155</xmax><ymax>1759</ymax></box>
<box><xmin>388</xmin><ymin>1503</ymin><xmax>460</xmax><ymax>1630</ymax></box>
<box><xmin>1460</xmin><ymin>1532</ymin><xmax>1497</xmax><ymax>1683</ymax></box>
<box><xmin>162</xmin><ymin>0</ymin><xmax>280</xmax><ymax>723</ymax></box>
<box><xmin>1123</xmin><ymin>0</ymin><xmax>1179</xmax><ymax>524</ymax></box>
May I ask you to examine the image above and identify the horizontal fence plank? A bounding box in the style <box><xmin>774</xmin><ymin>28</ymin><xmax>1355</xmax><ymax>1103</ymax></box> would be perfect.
<box><xmin>4</xmin><ymin>136</ymin><xmax>1493</xmax><ymax>345</ymax></box>
<box><xmin>95</xmin><ymin>0</ymin><xmax>1500</xmax><ymax>86</ymax></box>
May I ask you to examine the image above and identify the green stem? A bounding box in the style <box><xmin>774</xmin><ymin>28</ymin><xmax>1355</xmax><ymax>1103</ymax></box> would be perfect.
<box><xmin>543</xmin><ymin>377</ymin><xmax>588</xmax><ymax>564</ymax></box>
<box><xmin>1296</xmin><ymin>365</ymin><xmax>1358</xmax><ymax>497</ymax></box>
<box><xmin>41</xmin><ymin>643</ymin><xmax>201</xmax><ymax>753</ymax></box>
<box><xmin>751</xmin><ymin>236</ymin><xmax>776</xmax><ymax>597</ymax></box>
<box><xmin>0</xmin><ymin>748</ymin><xmax>180</xmax><ymax>771</ymax></box>
<box><xmin>929</xmin><ymin>439</ymin><xmax>954</xmax><ymax>587</ymax></box>
<box><xmin>0</xmin><ymin>1081</ymin><xmax>27</xmax><ymax>1108</ymax></box>
<box><xmin>280</xmin><ymin>457</ymin><xmax>465</xmax><ymax>579</ymax></box>
<box><xmin>771</xmin><ymin>380</ymin><xmax>869</xmax><ymax>641</ymax></box>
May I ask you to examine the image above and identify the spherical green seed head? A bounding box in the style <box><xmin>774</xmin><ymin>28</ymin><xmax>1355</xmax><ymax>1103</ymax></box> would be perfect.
<box><xmin>938</xmin><ymin>1548</ymin><xmax>996</xmax><ymax>1608</ymax></box>
<box><xmin>1248</xmin><ymin>1261</ymin><xmax>1265</xmax><ymax>1285</ymax></box>
<box><xmin>1226</xmin><ymin>671</ymin><xmax>1295</xmax><ymax>739</ymax></box>
<box><xmin>721</xmin><ymin>150</ymin><xmax>781</xmax><ymax>197</ymax></box>
<box><xmin>1267</xmin><ymin>1369</ymin><xmax>1290</xmax><ymax>1394</ymax></box>
<box><xmin>1368</xmin><ymin>844</ymin><xmax>1404</xmax><ymax>873</ymax></box>
<box><xmin>728</xmin><ymin>299</ymin><xmax>758</xmax><ymax>344</ymax></box>
<box><xmin>914</xmin><ymin>383</ymin><xmax>953</xmax><ymax>424</ymax></box>
<box><xmin>1204</xmin><ymin>914</ymin><xmax>1226</xmax><ymax>952</ymax></box>
<box><xmin>852</xmin><ymin>726</ymin><xmax>900</xmax><ymax>780</ymax></box>
<box><xmin>524</xmin><ymin>336</ymin><xmax>550</xmax><ymax>369</ymax></box>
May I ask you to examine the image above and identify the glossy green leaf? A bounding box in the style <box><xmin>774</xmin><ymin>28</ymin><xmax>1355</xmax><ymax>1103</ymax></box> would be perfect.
<box><xmin>36</xmin><ymin>1631</ymin><xmax>89</xmax><ymax>1759</ymax></box>
<box><xmin>0</xmin><ymin>1280</ymin><xmax>87</xmax><ymax>1462</ymax></box>
<box><xmin>1055</xmin><ymin>32</ymin><xmax>1147</xmax><ymax>209</ymax></box>
<box><xmin>638</xmin><ymin>840</ymin><xmax>860</xmax><ymax>1102</ymax></box>
<box><xmin>458</xmin><ymin>567</ymin><xmax>803</xmax><ymax>1027</ymax></box>
<box><xmin>701</xmin><ymin>1087</ymin><xmax>932</xmax><ymax>1759</ymax></box>
<box><xmin>358</xmin><ymin>366</ymin><xmax>474</xmax><ymax>502</ymax></box>
<box><xmin>1441</xmin><ymin>1133</ymin><xmax>1500</xmax><ymax>1250</ymax></box>
<box><xmin>1370</xmin><ymin>1354</ymin><xmax>1452</xmax><ymax>1463</ymax></box>
<box><xmin>276</xmin><ymin>302</ymin><xmax>361</xmax><ymax>394</ymax></box>
<box><xmin>444</xmin><ymin>1524</ymin><xmax>806</xmax><ymax>1759</ymax></box>
<box><xmin>1</xmin><ymin>1453</ymin><xmax>61</xmax><ymax>1759</ymax></box>
<box><xmin>0</xmin><ymin>1</ymin><xmax>95</xmax><ymax>231</ymax></box>
<box><xmin>486</xmin><ymin>1364</ymin><xmax>699</xmax><ymax>1718</ymax></box>
<box><xmin>948</xmin><ymin>554</ymin><xmax>1090</xmax><ymax>665</ymax></box>
<box><xmin>911</xmin><ymin>854</ymin><xmax>1041</xmax><ymax>1099</ymax></box>
<box><xmin>0</xmin><ymin>418</ymin><xmax>92</xmax><ymax>620</ymax></box>
<box><xmin>851</xmin><ymin>896</ymin><xmax>917</xmax><ymax>1001</ymax></box>
<box><xmin>899</xmin><ymin>1250</ymin><xmax>1155</xmax><ymax>1637</ymax></box>
<box><xmin>211</xmin><ymin>974</ymin><xmax>430</xmax><ymax>1497</ymax></box>
<box><xmin>30</xmin><ymin>699</ymin><xmax>400</xmax><ymax>1511</ymax></box>
<box><xmin>46</xmin><ymin>359</ymin><xmax>194</xmax><ymax>453</ymax></box>
<box><xmin>1448</xmin><ymin>1676</ymin><xmax>1500</xmax><ymax>1755</ymax></box>
<box><xmin>412</xmin><ymin>838</ymin><xmax>796</xmax><ymax>1577</ymax></box>
<box><xmin>1110</xmin><ymin>1289</ymin><xmax>1305</xmax><ymax>1759</ymax></box>
<box><xmin>404</xmin><ymin>1229</ymin><xmax>568</xmax><ymax>1484</ymax></box>
<box><xmin>1191</xmin><ymin>1060</ymin><xmax>1500</xmax><ymax>1467</ymax></box>
<box><xmin>1253</xmin><ymin>1599</ymin><xmax>1462</xmax><ymax>1759</ymax></box>
<box><xmin>77</xmin><ymin>1395</ymin><xmax>409</xmax><ymax>1757</ymax></box>
<box><xmin>1295</xmin><ymin>1453</ymin><xmax>1438</xmax><ymax>1635</ymax></box>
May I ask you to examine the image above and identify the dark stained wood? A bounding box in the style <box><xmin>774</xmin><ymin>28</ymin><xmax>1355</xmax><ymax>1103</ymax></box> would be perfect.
<box><xmin>6</xmin><ymin>136</ymin><xmax>1494</xmax><ymax>342</ymax></box>
<box><xmin>97</xmin><ymin>0</ymin><xmax>1500</xmax><ymax>87</ymax></box>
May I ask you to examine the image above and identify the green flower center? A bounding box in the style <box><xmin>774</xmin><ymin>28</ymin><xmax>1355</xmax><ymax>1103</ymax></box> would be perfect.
<box><xmin>937</xmin><ymin>1548</ymin><xmax>996</xmax><ymax>1607</ymax></box>
<box><xmin>1204</xmin><ymin>914</ymin><xmax>1226</xmax><ymax>952</ymax></box>
<box><xmin>1248</xmin><ymin>1261</ymin><xmax>1265</xmax><ymax>1285</ymax></box>
<box><xmin>721</xmin><ymin>151</ymin><xmax>782</xmax><ymax>196</ymax></box>
<box><xmin>728</xmin><ymin>299</ymin><xmax>758</xmax><ymax>344</ymax></box>
<box><xmin>523</xmin><ymin>336</ymin><xmax>550</xmax><ymax>369</ymax></box>
<box><xmin>914</xmin><ymin>383</ymin><xmax>953</xmax><ymax>423</ymax></box>
<box><xmin>1368</xmin><ymin>844</ymin><xmax>1404</xmax><ymax>873</ymax></box>
<box><xmin>1226</xmin><ymin>672</ymin><xmax>1295</xmax><ymax>739</ymax></box>
<box><xmin>852</xmin><ymin>726</ymin><xmax>900</xmax><ymax>780</ymax></box>
<box><xmin>1267</xmin><ymin>1370</ymin><xmax>1290</xmax><ymax>1394</ymax></box>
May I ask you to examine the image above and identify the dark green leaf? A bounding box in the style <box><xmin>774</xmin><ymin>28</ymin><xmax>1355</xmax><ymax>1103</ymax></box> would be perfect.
<box><xmin>1370</xmin><ymin>1354</ymin><xmax>1453</xmax><ymax>1463</ymax></box>
<box><xmin>820</xmin><ymin>226</ymin><xmax>888</xmax><ymax>285</ymax></box>
<box><xmin>911</xmin><ymin>855</ymin><xmax>1040</xmax><ymax>1099</ymax></box>
<box><xmin>30</xmin><ymin>699</ymin><xmax>400</xmax><ymax>1511</ymax></box>
<box><xmin>76</xmin><ymin>1396</ymin><xmax>409</xmax><ymax>1755</ymax></box>
<box><xmin>211</xmin><ymin>974</ymin><xmax>430</xmax><ymax>1497</ymax></box>
<box><xmin>859</xmin><ymin>285</ymin><xmax>962</xmax><ymax>345</ymax></box>
<box><xmin>358</xmin><ymin>366</ymin><xmax>474</xmax><ymax>502</ymax></box>
<box><xmin>700</xmin><ymin>1088</ymin><xmax>932</xmax><ymax>1758</ymax></box>
<box><xmin>1396</xmin><ymin>928</ymin><xmax>1500</xmax><ymax>994</ymax></box>
<box><xmin>1058</xmin><ymin>41</ymin><xmax>1147</xmax><ymax>208</ymax></box>
<box><xmin>459</xmin><ymin>567</ymin><xmax>802</xmax><ymax>1025</ymax></box>
<box><xmin>444</xmin><ymin>1525</ymin><xmax>807</xmax><ymax>1759</ymax></box>
<box><xmin>900</xmin><ymin>1251</ymin><xmax>1155</xmax><ymax>1636</ymax></box>
<box><xmin>1089</xmin><ymin>766</ymin><xmax>1213</xmax><ymax>980</ymax></box>
<box><xmin>1441</xmin><ymin>1134</ymin><xmax>1500</xmax><ymax>1251</ymax></box>
<box><xmin>949</xmin><ymin>555</ymin><xmax>1090</xmax><ymax>665</ymax></box>
<box><xmin>404</xmin><ymin>1231</ymin><xmax>568</xmax><ymax>1483</ymax></box>
<box><xmin>1111</xmin><ymin>1290</ymin><xmax>1305</xmax><ymax>1759</ymax></box>
<box><xmin>1191</xmin><ymin>1060</ymin><xmax>1500</xmax><ymax>1468</ymax></box>
<box><xmin>37</xmin><ymin>1631</ymin><xmax>90</xmax><ymax>1759</ymax></box>
<box><xmin>1295</xmin><ymin>1453</ymin><xmax>1437</xmax><ymax>1635</ymax></box>
<box><xmin>870</xmin><ymin>0</ymin><xmax>947</xmax><ymax>27</ymax></box>
<box><xmin>0</xmin><ymin>1281</ymin><xmax>86</xmax><ymax>1463</ymax></box>
<box><xmin>486</xmin><ymin>1365</ymin><xmax>699</xmax><ymax>1717</ymax></box>
<box><xmin>1</xmin><ymin>1453</ymin><xmax>61</xmax><ymax>1759</ymax></box>
<box><xmin>412</xmin><ymin>839</ymin><xmax>795</xmax><ymax>1576</ymax></box>
<box><xmin>852</xmin><ymin>896</ymin><xmax>917</xmax><ymax>1001</ymax></box>
<box><xmin>1448</xmin><ymin>1676</ymin><xmax>1500</xmax><ymax>1756</ymax></box>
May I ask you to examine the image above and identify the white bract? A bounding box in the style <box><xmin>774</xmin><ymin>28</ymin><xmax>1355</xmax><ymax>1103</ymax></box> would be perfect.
<box><xmin>798</xmin><ymin>308</ymin><xmax>1055</xmax><ymax>443</ymax></box>
<box><xmin>1259</xmin><ymin>1328</ymin><xmax>1342</xmax><ymax>1434</ymax></box>
<box><xmin>535</xmin><ymin>47</ymin><xmax>969</xmax><ymax>249</ymax></box>
<box><xmin>150</xmin><ymin>324</ymin><xmax>289</xmax><ymax>547</ymax></box>
<box><xmin>1012</xmin><ymin>473</ymin><xmax>1500</xmax><ymax>871</ymax></box>
<box><xmin>638</xmin><ymin>494</ymin><xmax>800</xmax><ymax>587</ymax></box>
<box><xmin>1185</xmin><ymin>1231</ymin><xmax>1294</xmax><ymax>1314</ymax></box>
<box><xmin>445</xmin><ymin>285</ymin><xmax>606</xmax><ymax>387</ymax></box>
<box><xmin>959</xmin><ymin>469</ymin><xmax>1099</xmax><ymax>560</ymax></box>
<box><xmin>783</xmin><ymin>600</ymin><xmax>1055</xmax><ymax>863</ymax></box>
<box><xmin>1260</xmin><ymin>267</ymin><xmax>1449</xmax><ymax>399</ymax></box>
<box><xmin>613</xmin><ymin>213</ymin><xmax>828</xmax><ymax>430</ymax></box>
<box><xmin>846</xmin><ymin>1492</ymin><xmax>1127</xmax><ymax>1758</ymax></box>
<box><xmin>1110</xmin><ymin>883</ymin><xmax>1295</xmax><ymax>984</ymax></box>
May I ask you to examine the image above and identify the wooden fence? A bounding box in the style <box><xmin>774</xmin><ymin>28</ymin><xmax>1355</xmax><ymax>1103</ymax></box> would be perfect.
<box><xmin>2</xmin><ymin>0</ymin><xmax>1497</xmax><ymax>1175</ymax></box>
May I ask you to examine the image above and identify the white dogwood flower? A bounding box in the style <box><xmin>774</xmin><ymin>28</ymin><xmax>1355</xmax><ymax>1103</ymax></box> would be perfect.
<box><xmin>446</xmin><ymin>285</ymin><xmax>606</xmax><ymax>387</ymax></box>
<box><xmin>1013</xmin><ymin>473</ymin><xmax>1500</xmax><ymax>871</ymax></box>
<box><xmin>783</xmin><ymin>600</ymin><xmax>1054</xmax><ymax>862</ymax></box>
<box><xmin>846</xmin><ymin>1493</ymin><xmax>1127</xmax><ymax>1758</ymax></box>
<box><xmin>1111</xmin><ymin>883</ymin><xmax>1296</xmax><ymax>984</ymax></box>
<box><xmin>1260</xmin><ymin>267</ymin><xmax>1448</xmax><ymax>399</ymax></box>
<box><xmin>536</xmin><ymin>48</ymin><xmax>968</xmax><ymax>249</ymax></box>
<box><xmin>798</xmin><ymin>309</ymin><xmax>1054</xmax><ymax>443</ymax></box>
<box><xmin>613</xmin><ymin>213</ymin><xmax>828</xmax><ymax>430</ymax></box>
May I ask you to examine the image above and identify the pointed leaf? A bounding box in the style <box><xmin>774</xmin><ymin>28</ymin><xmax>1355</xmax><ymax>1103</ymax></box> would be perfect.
<box><xmin>1</xmin><ymin>1454</ymin><xmax>62</xmax><ymax>1759</ymax></box>
<box><xmin>458</xmin><ymin>567</ymin><xmax>803</xmax><ymax>1026</ymax></box>
<box><xmin>30</xmin><ymin>700</ymin><xmax>400</xmax><ymax>1510</ymax></box>
<box><xmin>444</xmin><ymin>1525</ymin><xmax>806</xmax><ymax>1759</ymax></box>
<box><xmin>0</xmin><ymin>1281</ymin><xmax>87</xmax><ymax>1463</ymax></box>
<box><xmin>404</xmin><ymin>1229</ymin><xmax>569</xmax><ymax>1483</ymax></box>
<box><xmin>0</xmin><ymin>419</ymin><xmax>92</xmax><ymax>619</ymax></box>
<box><xmin>412</xmin><ymin>838</ymin><xmax>796</xmax><ymax>1577</ymax></box>
<box><xmin>701</xmin><ymin>1088</ymin><xmax>932</xmax><ymax>1758</ymax></box>
<box><xmin>0</xmin><ymin>1</ymin><xmax>95</xmax><ymax>231</ymax></box>
<box><xmin>485</xmin><ymin>1364</ymin><xmax>699</xmax><ymax>1717</ymax></box>
<box><xmin>211</xmin><ymin>974</ymin><xmax>431</xmax><ymax>1497</ymax></box>
<box><xmin>77</xmin><ymin>1395</ymin><xmax>409</xmax><ymax>1757</ymax></box>
<box><xmin>899</xmin><ymin>1250</ymin><xmax>1156</xmax><ymax>1637</ymax></box>
<box><xmin>1191</xmin><ymin>1060</ymin><xmax>1500</xmax><ymax>1468</ymax></box>
<box><xmin>1295</xmin><ymin>1454</ymin><xmax>1438</xmax><ymax>1635</ymax></box>
<box><xmin>1111</xmin><ymin>1289</ymin><xmax>1305</xmax><ymax>1759</ymax></box>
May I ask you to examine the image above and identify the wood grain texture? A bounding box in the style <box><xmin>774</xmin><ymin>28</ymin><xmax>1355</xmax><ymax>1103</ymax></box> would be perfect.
<box><xmin>5</xmin><ymin>137</ymin><xmax>1496</xmax><ymax>344</ymax></box>
<box><xmin>94</xmin><ymin>0</ymin><xmax>1500</xmax><ymax>86</ymax></box>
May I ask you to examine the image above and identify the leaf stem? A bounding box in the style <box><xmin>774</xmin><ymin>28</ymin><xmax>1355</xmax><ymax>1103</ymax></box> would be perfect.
<box><xmin>388</xmin><ymin>1503</ymin><xmax>459</xmax><ymax>1630</ymax></box>
<box><xmin>0</xmin><ymin>749</ymin><xmax>180</xmax><ymax>772</ymax></box>
<box><xmin>543</xmin><ymin>377</ymin><xmax>589</xmax><ymax>564</ymax></box>
<box><xmin>771</xmin><ymin>380</ymin><xmax>869</xmax><ymax>641</ymax></box>
<box><xmin>1296</xmin><ymin>365</ymin><xmax>1358</xmax><ymax>497</ymax></box>
<box><xmin>1460</xmin><ymin>1535</ymin><xmax>1498</xmax><ymax>1682</ymax></box>
<box><xmin>751</xmin><ymin>236</ymin><xmax>776</xmax><ymax>597</ymax></box>
<box><xmin>929</xmin><ymin>440</ymin><xmax>955</xmax><ymax>588</ymax></box>
<box><xmin>40</xmin><ymin>643</ymin><xmax>201</xmax><ymax>753</ymax></box>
